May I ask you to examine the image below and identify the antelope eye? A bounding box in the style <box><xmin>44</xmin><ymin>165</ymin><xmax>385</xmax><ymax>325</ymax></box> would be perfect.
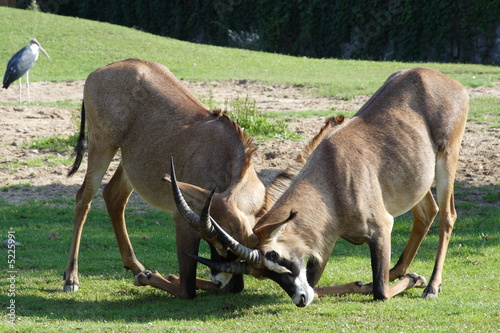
<box><xmin>266</xmin><ymin>250</ymin><xmax>280</xmax><ymax>262</ymax></box>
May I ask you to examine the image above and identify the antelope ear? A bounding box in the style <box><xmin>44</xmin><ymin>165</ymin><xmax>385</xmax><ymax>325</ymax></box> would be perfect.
<box><xmin>178</xmin><ymin>182</ymin><xmax>211</xmax><ymax>207</ymax></box>
<box><xmin>163</xmin><ymin>176</ymin><xmax>211</xmax><ymax>213</ymax></box>
<box><xmin>268</xmin><ymin>223</ymin><xmax>288</xmax><ymax>242</ymax></box>
<box><xmin>254</xmin><ymin>210</ymin><xmax>297</xmax><ymax>242</ymax></box>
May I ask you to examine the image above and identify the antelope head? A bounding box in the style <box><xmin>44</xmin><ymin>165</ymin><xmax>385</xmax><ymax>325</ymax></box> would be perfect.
<box><xmin>168</xmin><ymin>158</ymin><xmax>260</xmax><ymax>290</ymax></box>
<box><xmin>172</xmin><ymin>166</ymin><xmax>315</xmax><ymax>307</ymax></box>
<box><xmin>188</xmin><ymin>211</ymin><xmax>315</xmax><ymax>307</ymax></box>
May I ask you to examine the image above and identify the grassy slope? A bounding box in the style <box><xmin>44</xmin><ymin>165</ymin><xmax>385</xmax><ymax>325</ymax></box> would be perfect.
<box><xmin>1</xmin><ymin>8</ymin><xmax>500</xmax><ymax>99</ymax></box>
<box><xmin>0</xmin><ymin>7</ymin><xmax>498</xmax><ymax>333</ymax></box>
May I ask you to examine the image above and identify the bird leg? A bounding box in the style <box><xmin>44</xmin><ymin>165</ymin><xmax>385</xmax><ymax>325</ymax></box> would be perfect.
<box><xmin>26</xmin><ymin>71</ymin><xmax>30</xmax><ymax>103</ymax></box>
<box><xmin>18</xmin><ymin>77</ymin><xmax>22</xmax><ymax>103</ymax></box>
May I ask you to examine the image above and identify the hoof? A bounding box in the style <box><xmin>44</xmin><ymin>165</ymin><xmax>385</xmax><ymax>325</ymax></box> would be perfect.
<box><xmin>422</xmin><ymin>290</ymin><xmax>439</xmax><ymax>299</ymax></box>
<box><xmin>63</xmin><ymin>284</ymin><xmax>79</xmax><ymax>292</ymax></box>
<box><xmin>422</xmin><ymin>284</ymin><xmax>441</xmax><ymax>299</ymax></box>
<box><xmin>414</xmin><ymin>276</ymin><xmax>427</xmax><ymax>288</ymax></box>
<box><xmin>406</xmin><ymin>273</ymin><xmax>427</xmax><ymax>288</ymax></box>
<box><xmin>134</xmin><ymin>270</ymin><xmax>152</xmax><ymax>286</ymax></box>
<box><xmin>166</xmin><ymin>274</ymin><xmax>179</xmax><ymax>282</ymax></box>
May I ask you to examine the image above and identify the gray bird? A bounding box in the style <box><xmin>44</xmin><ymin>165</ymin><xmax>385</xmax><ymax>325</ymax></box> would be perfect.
<box><xmin>3</xmin><ymin>38</ymin><xmax>50</xmax><ymax>103</ymax></box>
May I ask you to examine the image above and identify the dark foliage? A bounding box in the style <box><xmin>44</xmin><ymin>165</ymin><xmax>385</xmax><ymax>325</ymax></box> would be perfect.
<box><xmin>18</xmin><ymin>0</ymin><xmax>500</xmax><ymax>64</ymax></box>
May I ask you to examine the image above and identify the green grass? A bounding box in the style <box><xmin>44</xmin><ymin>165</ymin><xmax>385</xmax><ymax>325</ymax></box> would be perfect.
<box><xmin>0</xmin><ymin>7</ymin><xmax>499</xmax><ymax>333</ymax></box>
<box><xmin>0</xmin><ymin>192</ymin><xmax>498</xmax><ymax>332</ymax></box>
<box><xmin>1</xmin><ymin>183</ymin><xmax>32</xmax><ymax>192</ymax></box>
<box><xmin>483</xmin><ymin>193</ymin><xmax>499</xmax><ymax>203</ymax></box>
<box><xmin>468</xmin><ymin>97</ymin><xmax>500</xmax><ymax>125</ymax></box>
<box><xmin>227</xmin><ymin>97</ymin><xmax>300</xmax><ymax>140</ymax></box>
<box><xmin>1</xmin><ymin>100</ymin><xmax>81</xmax><ymax>109</ymax></box>
<box><xmin>1</xmin><ymin>7</ymin><xmax>500</xmax><ymax>99</ymax></box>
<box><xmin>199</xmin><ymin>91</ymin><xmax>300</xmax><ymax>139</ymax></box>
<box><xmin>2</xmin><ymin>154</ymin><xmax>73</xmax><ymax>173</ymax></box>
<box><xmin>25</xmin><ymin>134</ymin><xmax>79</xmax><ymax>153</ymax></box>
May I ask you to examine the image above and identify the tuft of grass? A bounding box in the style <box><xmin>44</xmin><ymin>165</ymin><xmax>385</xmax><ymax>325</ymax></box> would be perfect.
<box><xmin>26</xmin><ymin>134</ymin><xmax>79</xmax><ymax>153</ymax></box>
<box><xmin>1</xmin><ymin>182</ymin><xmax>33</xmax><ymax>192</ymax></box>
<box><xmin>199</xmin><ymin>89</ymin><xmax>220</xmax><ymax>111</ymax></box>
<box><xmin>227</xmin><ymin>97</ymin><xmax>301</xmax><ymax>140</ymax></box>
<box><xmin>482</xmin><ymin>187</ymin><xmax>500</xmax><ymax>203</ymax></box>
<box><xmin>2</xmin><ymin>154</ymin><xmax>74</xmax><ymax>173</ymax></box>
<box><xmin>20</xmin><ymin>154</ymin><xmax>73</xmax><ymax>167</ymax></box>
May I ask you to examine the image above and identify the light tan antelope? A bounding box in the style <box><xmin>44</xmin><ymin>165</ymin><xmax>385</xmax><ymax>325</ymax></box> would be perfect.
<box><xmin>64</xmin><ymin>58</ymin><xmax>266</xmax><ymax>298</ymax></box>
<box><xmin>175</xmin><ymin>68</ymin><xmax>469</xmax><ymax>306</ymax></box>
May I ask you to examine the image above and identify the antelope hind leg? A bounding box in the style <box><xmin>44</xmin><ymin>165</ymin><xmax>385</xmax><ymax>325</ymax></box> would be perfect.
<box><xmin>423</xmin><ymin>153</ymin><xmax>459</xmax><ymax>298</ymax></box>
<box><xmin>64</xmin><ymin>147</ymin><xmax>117</xmax><ymax>292</ymax></box>
<box><xmin>389</xmin><ymin>191</ymin><xmax>438</xmax><ymax>281</ymax></box>
<box><xmin>103</xmin><ymin>164</ymin><xmax>146</xmax><ymax>275</ymax></box>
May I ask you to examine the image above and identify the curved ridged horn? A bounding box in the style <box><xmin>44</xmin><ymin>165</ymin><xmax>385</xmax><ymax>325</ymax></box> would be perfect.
<box><xmin>209</xmin><ymin>216</ymin><xmax>262</xmax><ymax>266</ymax></box>
<box><xmin>170</xmin><ymin>157</ymin><xmax>217</xmax><ymax>240</ymax></box>
<box><xmin>170</xmin><ymin>157</ymin><xmax>262</xmax><ymax>265</ymax></box>
<box><xmin>199</xmin><ymin>186</ymin><xmax>219</xmax><ymax>240</ymax></box>
<box><xmin>183</xmin><ymin>252</ymin><xmax>250</xmax><ymax>275</ymax></box>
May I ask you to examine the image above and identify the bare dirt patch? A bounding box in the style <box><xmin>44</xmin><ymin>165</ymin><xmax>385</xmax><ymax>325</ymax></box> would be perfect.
<box><xmin>0</xmin><ymin>80</ymin><xmax>498</xmax><ymax>205</ymax></box>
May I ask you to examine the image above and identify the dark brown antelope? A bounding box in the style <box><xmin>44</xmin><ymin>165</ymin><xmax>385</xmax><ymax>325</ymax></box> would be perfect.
<box><xmin>175</xmin><ymin>68</ymin><xmax>469</xmax><ymax>306</ymax></box>
<box><xmin>63</xmin><ymin>58</ymin><xmax>266</xmax><ymax>298</ymax></box>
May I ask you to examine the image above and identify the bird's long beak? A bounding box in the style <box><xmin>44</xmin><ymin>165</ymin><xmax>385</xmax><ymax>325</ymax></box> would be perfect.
<box><xmin>39</xmin><ymin>45</ymin><xmax>50</xmax><ymax>59</ymax></box>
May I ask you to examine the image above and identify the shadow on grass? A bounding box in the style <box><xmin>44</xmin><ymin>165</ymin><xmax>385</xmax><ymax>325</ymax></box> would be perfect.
<box><xmin>15</xmin><ymin>287</ymin><xmax>288</xmax><ymax>323</ymax></box>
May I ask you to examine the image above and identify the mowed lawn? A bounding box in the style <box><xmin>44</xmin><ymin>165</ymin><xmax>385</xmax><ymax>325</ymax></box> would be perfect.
<box><xmin>0</xmin><ymin>7</ymin><xmax>499</xmax><ymax>333</ymax></box>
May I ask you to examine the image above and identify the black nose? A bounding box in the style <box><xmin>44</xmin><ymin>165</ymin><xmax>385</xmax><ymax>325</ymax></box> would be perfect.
<box><xmin>296</xmin><ymin>294</ymin><xmax>307</xmax><ymax>307</ymax></box>
<box><xmin>213</xmin><ymin>280</ymin><xmax>222</xmax><ymax>288</ymax></box>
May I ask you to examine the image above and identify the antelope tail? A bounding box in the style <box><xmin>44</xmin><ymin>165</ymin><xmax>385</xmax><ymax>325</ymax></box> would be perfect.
<box><xmin>67</xmin><ymin>102</ymin><xmax>87</xmax><ymax>177</ymax></box>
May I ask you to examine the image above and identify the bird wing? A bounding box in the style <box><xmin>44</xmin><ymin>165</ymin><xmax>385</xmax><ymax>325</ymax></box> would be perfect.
<box><xmin>3</xmin><ymin>46</ymin><xmax>37</xmax><ymax>89</ymax></box>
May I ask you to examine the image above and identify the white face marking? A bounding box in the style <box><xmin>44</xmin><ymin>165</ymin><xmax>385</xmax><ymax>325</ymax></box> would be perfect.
<box><xmin>291</xmin><ymin>269</ymin><xmax>315</xmax><ymax>307</ymax></box>
<box><xmin>263</xmin><ymin>253</ymin><xmax>315</xmax><ymax>307</ymax></box>
<box><xmin>210</xmin><ymin>271</ymin><xmax>232</xmax><ymax>289</ymax></box>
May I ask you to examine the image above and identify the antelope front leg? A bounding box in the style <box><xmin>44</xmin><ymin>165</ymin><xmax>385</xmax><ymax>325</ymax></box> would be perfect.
<box><xmin>370</xmin><ymin>224</ymin><xmax>427</xmax><ymax>299</ymax></box>
<box><xmin>133</xmin><ymin>266</ymin><xmax>222</xmax><ymax>297</ymax></box>
<box><xmin>315</xmin><ymin>273</ymin><xmax>426</xmax><ymax>298</ymax></box>
<box><xmin>133</xmin><ymin>271</ymin><xmax>222</xmax><ymax>297</ymax></box>
<box><xmin>391</xmin><ymin>273</ymin><xmax>427</xmax><ymax>295</ymax></box>
<box><xmin>166</xmin><ymin>274</ymin><xmax>244</xmax><ymax>293</ymax></box>
<box><xmin>134</xmin><ymin>216</ymin><xmax>212</xmax><ymax>298</ymax></box>
<box><xmin>165</xmin><ymin>274</ymin><xmax>214</xmax><ymax>289</ymax></box>
<box><xmin>134</xmin><ymin>270</ymin><xmax>185</xmax><ymax>295</ymax></box>
<box><xmin>315</xmin><ymin>281</ymin><xmax>372</xmax><ymax>297</ymax></box>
